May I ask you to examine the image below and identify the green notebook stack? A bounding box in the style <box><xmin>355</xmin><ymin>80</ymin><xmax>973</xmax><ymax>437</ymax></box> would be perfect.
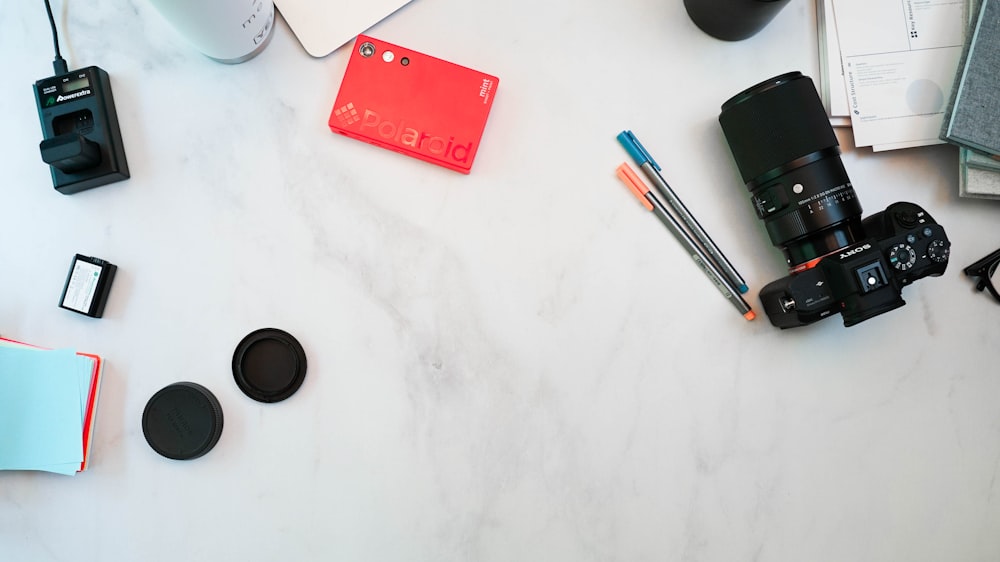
<box><xmin>942</xmin><ymin>0</ymin><xmax>1000</xmax><ymax>198</ymax></box>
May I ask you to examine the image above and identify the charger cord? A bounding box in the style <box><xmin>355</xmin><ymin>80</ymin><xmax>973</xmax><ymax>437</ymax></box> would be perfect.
<box><xmin>44</xmin><ymin>0</ymin><xmax>69</xmax><ymax>75</ymax></box>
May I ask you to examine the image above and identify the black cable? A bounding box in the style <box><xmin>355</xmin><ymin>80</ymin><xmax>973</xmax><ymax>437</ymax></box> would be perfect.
<box><xmin>43</xmin><ymin>0</ymin><xmax>68</xmax><ymax>75</ymax></box>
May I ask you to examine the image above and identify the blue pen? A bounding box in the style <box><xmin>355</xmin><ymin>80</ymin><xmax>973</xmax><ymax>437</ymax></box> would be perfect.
<box><xmin>617</xmin><ymin>130</ymin><xmax>749</xmax><ymax>294</ymax></box>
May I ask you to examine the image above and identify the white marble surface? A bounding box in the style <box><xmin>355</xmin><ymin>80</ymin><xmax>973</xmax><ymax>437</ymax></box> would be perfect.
<box><xmin>3</xmin><ymin>1</ymin><xmax>1000</xmax><ymax>560</ymax></box>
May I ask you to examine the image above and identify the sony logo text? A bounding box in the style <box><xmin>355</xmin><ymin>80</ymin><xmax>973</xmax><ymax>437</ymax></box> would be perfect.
<box><xmin>839</xmin><ymin>243</ymin><xmax>872</xmax><ymax>260</ymax></box>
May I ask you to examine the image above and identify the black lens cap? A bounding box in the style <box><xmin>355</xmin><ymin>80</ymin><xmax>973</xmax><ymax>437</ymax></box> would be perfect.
<box><xmin>142</xmin><ymin>382</ymin><xmax>224</xmax><ymax>460</ymax></box>
<box><xmin>232</xmin><ymin>328</ymin><xmax>307</xmax><ymax>403</ymax></box>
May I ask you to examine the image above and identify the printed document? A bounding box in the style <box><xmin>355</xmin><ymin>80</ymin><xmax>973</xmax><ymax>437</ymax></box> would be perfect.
<box><xmin>832</xmin><ymin>0</ymin><xmax>969</xmax><ymax>150</ymax></box>
<box><xmin>818</xmin><ymin>0</ymin><xmax>851</xmax><ymax>127</ymax></box>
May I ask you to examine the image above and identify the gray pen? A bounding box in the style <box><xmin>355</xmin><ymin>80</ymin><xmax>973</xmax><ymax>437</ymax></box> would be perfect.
<box><xmin>617</xmin><ymin>130</ymin><xmax>749</xmax><ymax>294</ymax></box>
<box><xmin>617</xmin><ymin>163</ymin><xmax>756</xmax><ymax>321</ymax></box>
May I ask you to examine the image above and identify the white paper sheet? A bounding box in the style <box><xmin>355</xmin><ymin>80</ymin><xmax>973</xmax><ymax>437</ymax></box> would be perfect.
<box><xmin>832</xmin><ymin>0</ymin><xmax>969</xmax><ymax>149</ymax></box>
<box><xmin>818</xmin><ymin>0</ymin><xmax>851</xmax><ymax>125</ymax></box>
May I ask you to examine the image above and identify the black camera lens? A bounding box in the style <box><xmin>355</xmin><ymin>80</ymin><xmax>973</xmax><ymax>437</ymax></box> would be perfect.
<box><xmin>719</xmin><ymin>72</ymin><xmax>864</xmax><ymax>268</ymax></box>
<box><xmin>359</xmin><ymin>42</ymin><xmax>376</xmax><ymax>58</ymax></box>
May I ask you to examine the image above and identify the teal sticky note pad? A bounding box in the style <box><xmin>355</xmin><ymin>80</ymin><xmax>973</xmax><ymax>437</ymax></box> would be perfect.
<box><xmin>0</xmin><ymin>347</ymin><xmax>85</xmax><ymax>470</ymax></box>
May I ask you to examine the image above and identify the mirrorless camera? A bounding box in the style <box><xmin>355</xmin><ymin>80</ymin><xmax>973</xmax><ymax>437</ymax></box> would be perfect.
<box><xmin>717</xmin><ymin>72</ymin><xmax>950</xmax><ymax>328</ymax></box>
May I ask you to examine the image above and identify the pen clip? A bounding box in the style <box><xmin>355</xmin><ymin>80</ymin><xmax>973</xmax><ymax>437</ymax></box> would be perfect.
<box><xmin>616</xmin><ymin>130</ymin><xmax>661</xmax><ymax>171</ymax></box>
<box><xmin>615</xmin><ymin>163</ymin><xmax>653</xmax><ymax>211</ymax></box>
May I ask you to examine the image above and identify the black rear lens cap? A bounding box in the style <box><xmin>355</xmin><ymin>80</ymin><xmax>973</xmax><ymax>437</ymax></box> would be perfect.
<box><xmin>233</xmin><ymin>328</ymin><xmax>307</xmax><ymax>403</ymax></box>
<box><xmin>142</xmin><ymin>382</ymin><xmax>224</xmax><ymax>460</ymax></box>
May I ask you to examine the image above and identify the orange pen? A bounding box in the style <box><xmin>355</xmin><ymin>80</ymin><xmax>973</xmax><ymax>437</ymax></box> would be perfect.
<box><xmin>616</xmin><ymin>162</ymin><xmax>755</xmax><ymax>321</ymax></box>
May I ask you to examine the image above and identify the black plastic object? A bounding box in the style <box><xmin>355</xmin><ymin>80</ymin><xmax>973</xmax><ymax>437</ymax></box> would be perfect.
<box><xmin>58</xmin><ymin>254</ymin><xmax>117</xmax><ymax>318</ymax></box>
<box><xmin>964</xmin><ymin>247</ymin><xmax>1000</xmax><ymax>304</ymax></box>
<box><xmin>684</xmin><ymin>0</ymin><xmax>792</xmax><ymax>41</ymax></box>
<box><xmin>142</xmin><ymin>382</ymin><xmax>224</xmax><ymax>460</ymax></box>
<box><xmin>40</xmin><ymin>133</ymin><xmax>101</xmax><ymax>173</ymax></box>
<box><xmin>233</xmin><ymin>328</ymin><xmax>307</xmax><ymax>403</ymax></box>
<box><xmin>33</xmin><ymin>66</ymin><xmax>129</xmax><ymax>195</ymax></box>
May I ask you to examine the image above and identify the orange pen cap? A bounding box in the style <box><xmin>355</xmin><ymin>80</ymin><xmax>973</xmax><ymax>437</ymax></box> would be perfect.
<box><xmin>615</xmin><ymin>163</ymin><xmax>653</xmax><ymax>211</ymax></box>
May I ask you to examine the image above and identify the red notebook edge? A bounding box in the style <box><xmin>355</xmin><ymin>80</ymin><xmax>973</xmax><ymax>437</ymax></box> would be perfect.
<box><xmin>77</xmin><ymin>353</ymin><xmax>102</xmax><ymax>472</ymax></box>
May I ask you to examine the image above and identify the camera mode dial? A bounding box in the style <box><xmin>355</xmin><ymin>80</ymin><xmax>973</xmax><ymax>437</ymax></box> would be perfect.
<box><xmin>927</xmin><ymin>239</ymin><xmax>950</xmax><ymax>263</ymax></box>
<box><xmin>888</xmin><ymin>243</ymin><xmax>917</xmax><ymax>271</ymax></box>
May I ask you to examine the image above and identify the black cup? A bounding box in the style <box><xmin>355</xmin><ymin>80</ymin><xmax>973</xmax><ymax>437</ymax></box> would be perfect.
<box><xmin>684</xmin><ymin>0</ymin><xmax>792</xmax><ymax>41</ymax></box>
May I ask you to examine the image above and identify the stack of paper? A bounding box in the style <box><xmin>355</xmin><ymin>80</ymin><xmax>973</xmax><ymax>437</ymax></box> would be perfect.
<box><xmin>817</xmin><ymin>0</ymin><xmax>851</xmax><ymax>127</ymax></box>
<box><xmin>0</xmin><ymin>338</ymin><xmax>103</xmax><ymax>475</ymax></box>
<box><xmin>827</xmin><ymin>0</ymin><xmax>972</xmax><ymax>151</ymax></box>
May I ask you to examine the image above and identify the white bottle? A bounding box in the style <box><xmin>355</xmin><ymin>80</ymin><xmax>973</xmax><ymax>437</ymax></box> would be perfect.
<box><xmin>147</xmin><ymin>0</ymin><xmax>274</xmax><ymax>63</ymax></box>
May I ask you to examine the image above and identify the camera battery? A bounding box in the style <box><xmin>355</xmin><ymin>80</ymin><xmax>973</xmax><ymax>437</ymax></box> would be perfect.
<box><xmin>59</xmin><ymin>254</ymin><xmax>117</xmax><ymax>318</ymax></box>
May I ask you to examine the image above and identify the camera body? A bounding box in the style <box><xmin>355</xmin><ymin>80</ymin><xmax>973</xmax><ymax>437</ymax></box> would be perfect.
<box><xmin>759</xmin><ymin>202</ymin><xmax>950</xmax><ymax>328</ymax></box>
<box><xmin>718</xmin><ymin>72</ymin><xmax>950</xmax><ymax>328</ymax></box>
